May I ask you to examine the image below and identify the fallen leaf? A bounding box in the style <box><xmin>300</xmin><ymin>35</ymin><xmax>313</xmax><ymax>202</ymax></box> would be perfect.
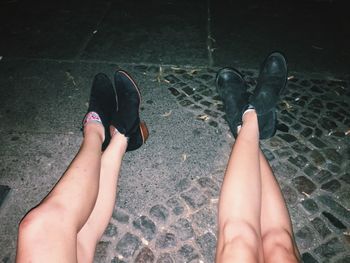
<box><xmin>141</xmin><ymin>238</ymin><xmax>149</xmax><ymax>245</ymax></box>
<box><xmin>189</xmin><ymin>69</ymin><xmax>201</xmax><ymax>75</ymax></box>
<box><xmin>161</xmin><ymin>110</ymin><xmax>172</xmax><ymax>117</ymax></box>
<box><xmin>208</xmin><ymin>36</ymin><xmax>216</xmax><ymax>42</ymax></box>
<box><xmin>302</xmin><ymin>192</ymin><xmax>310</xmax><ymax>198</ymax></box>
<box><xmin>312</xmin><ymin>45</ymin><xmax>323</xmax><ymax>50</ymax></box>
<box><xmin>197</xmin><ymin>114</ymin><xmax>210</xmax><ymax>121</ymax></box>
<box><xmin>281</xmin><ymin>100</ymin><xmax>292</xmax><ymax>110</ymax></box>
<box><xmin>210</xmin><ymin>198</ymin><xmax>219</xmax><ymax>204</ymax></box>
<box><xmin>65</xmin><ymin>71</ymin><xmax>77</xmax><ymax>86</ymax></box>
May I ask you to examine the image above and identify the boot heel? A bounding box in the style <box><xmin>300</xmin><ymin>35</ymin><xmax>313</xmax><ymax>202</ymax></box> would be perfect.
<box><xmin>139</xmin><ymin>121</ymin><xmax>149</xmax><ymax>143</ymax></box>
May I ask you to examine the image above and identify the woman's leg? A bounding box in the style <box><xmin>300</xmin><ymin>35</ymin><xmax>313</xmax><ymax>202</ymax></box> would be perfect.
<box><xmin>76</xmin><ymin>131</ymin><xmax>127</xmax><ymax>262</ymax></box>
<box><xmin>259</xmin><ymin>151</ymin><xmax>300</xmax><ymax>263</ymax></box>
<box><xmin>76</xmin><ymin>70</ymin><xmax>148</xmax><ymax>263</ymax></box>
<box><xmin>16</xmin><ymin>122</ymin><xmax>104</xmax><ymax>263</ymax></box>
<box><xmin>216</xmin><ymin>110</ymin><xmax>264</xmax><ymax>263</ymax></box>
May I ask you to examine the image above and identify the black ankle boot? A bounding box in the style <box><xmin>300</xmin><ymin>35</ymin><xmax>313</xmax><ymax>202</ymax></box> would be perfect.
<box><xmin>216</xmin><ymin>67</ymin><xmax>250</xmax><ymax>138</ymax></box>
<box><xmin>112</xmin><ymin>70</ymin><xmax>141</xmax><ymax>137</ymax></box>
<box><xmin>84</xmin><ymin>73</ymin><xmax>117</xmax><ymax>150</ymax></box>
<box><xmin>249</xmin><ymin>52</ymin><xmax>287</xmax><ymax>139</ymax></box>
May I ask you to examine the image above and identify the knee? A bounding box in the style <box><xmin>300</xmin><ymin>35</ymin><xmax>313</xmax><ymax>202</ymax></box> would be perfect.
<box><xmin>221</xmin><ymin>220</ymin><xmax>260</xmax><ymax>246</ymax></box>
<box><xmin>262</xmin><ymin>228</ymin><xmax>298</xmax><ymax>261</ymax></box>
<box><xmin>219</xmin><ymin>220</ymin><xmax>261</xmax><ymax>258</ymax></box>
<box><xmin>18</xmin><ymin>208</ymin><xmax>45</xmax><ymax>241</ymax></box>
<box><xmin>217</xmin><ymin>221</ymin><xmax>261</xmax><ymax>262</ymax></box>
<box><xmin>18</xmin><ymin>203</ymin><xmax>68</xmax><ymax>242</ymax></box>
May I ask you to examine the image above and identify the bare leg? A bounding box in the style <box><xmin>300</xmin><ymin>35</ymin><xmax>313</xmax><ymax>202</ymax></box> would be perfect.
<box><xmin>260</xmin><ymin>151</ymin><xmax>300</xmax><ymax>263</ymax></box>
<box><xmin>216</xmin><ymin>111</ymin><xmax>264</xmax><ymax>263</ymax></box>
<box><xmin>16</xmin><ymin>122</ymin><xmax>104</xmax><ymax>263</ymax></box>
<box><xmin>77</xmin><ymin>131</ymin><xmax>127</xmax><ymax>263</ymax></box>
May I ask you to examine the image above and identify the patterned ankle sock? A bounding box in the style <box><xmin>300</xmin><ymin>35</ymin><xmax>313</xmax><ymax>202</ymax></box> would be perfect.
<box><xmin>83</xmin><ymin>111</ymin><xmax>102</xmax><ymax>126</ymax></box>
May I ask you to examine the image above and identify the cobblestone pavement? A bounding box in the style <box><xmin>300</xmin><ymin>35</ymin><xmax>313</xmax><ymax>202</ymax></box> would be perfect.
<box><xmin>92</xmin><ymin>66</ymin><xmax>349</xmax><ymax>263</ymax></box>
<box><xmin>0</xmin><ymin>63</ymin><xmax>349</xmax><ymax>263</ymax></box>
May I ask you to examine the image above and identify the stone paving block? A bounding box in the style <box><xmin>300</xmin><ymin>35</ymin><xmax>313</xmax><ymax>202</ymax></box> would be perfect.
<box><xmin>156</xmin><ymin>253</ymin><xmax>174</xmax><ymax>263</ymax></box>
<box><xmin>104</xmin><ymin>223</ymin><xmax>118</xmax><ymax>237</ymax></box>
<box><xmin>180</xmin><ymin>187</ymin><xmax>209</xmax><ymax>209</ymax></box>
<box><xmin>295</xmin><ymin>226</ymin><xmax>317</xmax><ymax>251</ymax></box>
<box><xmin>170</xmin><ymin>218</ymin><xmax>194</xmax><ymax>241</ymax></box>
<box><xmin>313</xmin><ymin>238</ymin><xmax>346</xmax><ymax>259</ymax></box>
<box><xmin>292</xmin><ymin>176</ymin><xmax>317</xmax><ymax>195</ymax></box>
<box><xmin>113</xmin><ymin>210</ymin><xmax>130</xmax><ymax>224</ymax></box>
<box><xmin>301</xmin><ymin>199</ymin><xmax>319</xmax><ymax>215</ymax></box>
<box><xmin>311</xmin><ymin>217</ymin><xmax>332</xmax><ymax>239</ymax></box>
<box><xmin>322</xmin><ymin>211</ymin><xmax>347</xmax><ymax>231</ymax></box>
<box><xmin>155</xmin><ymin>232</ymin><xmax>177</xmax><ymax>249</ymax></box>
<box><xmin>133</xmin><ymin>216</ymin><xmax>157</xmax><ymax>241</ymax></box>
<box><xmin>338</xmin><ymin>190</ymin><xmax>350</xmax><ymax>210</ymax></box>
<box><xmin>111</xmin><ymin>257</ymin><xmax>127</xmax><ymax>263</ymax></box>
<box><xmin>321</xmin><ymin>179</ymin><xmax>341</xmax><ymax>192</ymax></box>
<box><xmin>149</xmin><ymin>205</ymin><xmax>169</xmax><ymax>223</ymax></box>
<box><xmin>135</xmin><ymin>247</ymin><xmax>155</xmax><ymax>263</ymax></box>
<box><xmin>196</xmin><ymin>232</ymin><xmax>216</xmax><ymax>262</ymax></box>
<box><xmin>317</xmin><ymin>195</ymin><xmax>350</xmax><ymax>223</ymax></box>
<box><xmin>281</xmin><ymin>184</ymin><xmax>298</xmax><ymax>205</ymax></box>
<box><xmin>191</xmin><ymin>207</ymin><xmax>217</xmax><ymax>232</ymax></box>
<box><xmin>302</xmin><ymin>252</ymin><xmax>319</xmax><ymax>263</ymax></box>
<box><xmin>94</xmin><ymin>241</ymin><xmax>111</xmax><ymax>263</ymax></box>
<box><xmin>166</xmin><ymin>197</ymin><xmax>185</xmax><ymax>216</ymax></box>
<box><xmin>116</xmin><ymin>233</ymin><xmax>141</xmax><ymax>259</ymax></box>
<box><xmin>177</xmin><ymin>244</ymin><xmax>199</xmax><ymax>262</ymax></box>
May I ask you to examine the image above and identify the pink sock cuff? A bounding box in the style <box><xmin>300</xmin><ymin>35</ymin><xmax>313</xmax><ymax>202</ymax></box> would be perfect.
<box><xmin>83</xmin><ymin>111</ymin><xmax>102</xmax><ymax>126</ymax></box>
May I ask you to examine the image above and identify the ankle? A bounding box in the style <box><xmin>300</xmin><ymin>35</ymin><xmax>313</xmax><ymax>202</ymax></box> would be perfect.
<box><xmin>242</xmin><ymin>108</ymin><xmax>258</xmax><ymax>123</ymax></box>
<box><xmin>108</xmin><ymin>126</ymin><xmax>128</xmax><ymax>152</ymax></box>
<box><xmin>84</xmin><ymin>122</ymin><xmax>104</xmax><ymax>142</ymax></box>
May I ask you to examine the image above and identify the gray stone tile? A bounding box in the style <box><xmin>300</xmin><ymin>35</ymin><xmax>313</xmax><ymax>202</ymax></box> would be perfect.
<box><xmin>0</xmin><ymin>0</ymin><xmax>110</xmax><ymax>59</ymax></box>
<box><xmin>82</xmin><ymin>0</ymin><xmax>208</xmax><ymax>65</ymax></box>
<box><xmin>313</xmin><ymin>238</ymin><xmax>346</xmax><ymax>259</ymax></box>
<box><xmin>116</xmin><ymin>233</ymin><xmax>141</xmax><ymax>258</ymax></box>
<box><xmin>210</xmin><ymin>0</ymin><xmax>350</xmax><ymax>75</ymax></box>
<box><xmin>318</xmin><ymin>195</ymin><xmax>350</xmax><ymax>222</ymax></box>
<box><xmin>135</xmin><ymin>247</ymin><xmax>155</xmax><ymax>263</ymax></box>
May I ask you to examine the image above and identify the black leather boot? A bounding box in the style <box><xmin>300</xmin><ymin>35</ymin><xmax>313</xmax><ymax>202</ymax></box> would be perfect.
<box><xmin>216</xmin><ymin>67</ymin><xmax>250</xmax><ymax>138</ymax></box>
<box><xmin>249</xmin><ymin>52</ymin><xmax>287</xmax><ymax>139</ymax></box>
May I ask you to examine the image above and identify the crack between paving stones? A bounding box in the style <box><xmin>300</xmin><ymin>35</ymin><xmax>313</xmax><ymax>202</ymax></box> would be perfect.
<box><xmin>207</xmin><ymin>0</ymin><xmax>214</xmax><ymax>67</ymax></box>
<box><xmin>74</xmin><ymin>1</ymin><xmax>112</xmax><ymax>61</ymax></box>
